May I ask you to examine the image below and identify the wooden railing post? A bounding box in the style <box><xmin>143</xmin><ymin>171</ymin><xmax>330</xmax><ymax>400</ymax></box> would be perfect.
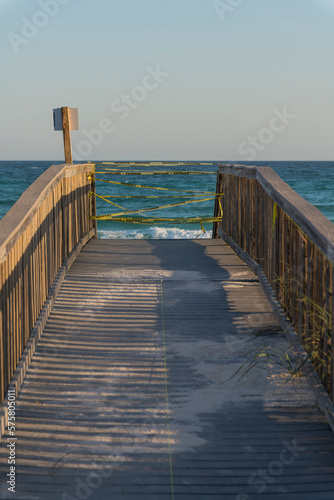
<box><xmin>212</xmin><ymin>172</ymin><xmax>223</xmax><ymax>239</ymax></box>
<box><xmin>0</xmin><ymin>266</ymin><xmax>3</xmax><ymax>400</ymax></box>
<box><xmin>0</xmin><ymin>164</ymin><xmax>95</xmax><ymax>405</ymax></box>
<box><xmin>90</xmin><ymin>171</ymin><xmax>98</xmax><ymax>238</ymax></box>
<box><xmin>53</xmin><ymin>107</ymin><xmax>79</xmax><ymax>165</ymax></box>
<box><xmin>61</xmin><ymin>107</ymin><xmax>73</xmax><ymax>164</ymax></box>
<box><xmin>216</xmin><ymin>163</ymin><xmax>334</xmax><ymax>401</ymax></box>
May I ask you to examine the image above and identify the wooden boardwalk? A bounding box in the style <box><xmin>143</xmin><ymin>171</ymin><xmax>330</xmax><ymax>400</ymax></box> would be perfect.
<box><xmin>1</xmin><ymin>239</ymin><xmax>334</xmax><ymax>499</ymax></box>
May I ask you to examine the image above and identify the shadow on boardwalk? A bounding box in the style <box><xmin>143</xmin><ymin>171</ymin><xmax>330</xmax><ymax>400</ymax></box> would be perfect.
<box><xmin>1</xmin><ymin>239</ymin><xmax>334</xmax><ymax>499</ymax></box>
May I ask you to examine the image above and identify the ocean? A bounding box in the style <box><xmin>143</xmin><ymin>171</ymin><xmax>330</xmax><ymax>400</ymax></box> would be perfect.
<box><xmin>0</xmin><ymin>161</ymin><xmax>333</xmax><ymax>239</ymax></box>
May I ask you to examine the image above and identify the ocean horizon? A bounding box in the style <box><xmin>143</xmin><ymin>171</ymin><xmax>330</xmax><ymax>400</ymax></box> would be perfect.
<box><xmin>1</xmin><ymin>160</ymin><xmax>333</xmax><ymax>239</ymax></box>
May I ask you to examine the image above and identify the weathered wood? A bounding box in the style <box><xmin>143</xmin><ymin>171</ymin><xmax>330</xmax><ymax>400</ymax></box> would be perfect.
<box><xmin>4</xmin><ymin>259</ymin><xmax>9</xmax><ymax>389</ymax></box>
<box><xmin>332</xmin><ymin>266</ymin><xmax>334</xmax><ymax>401</ymax></box>
<box><xmin>90</xmin><ymin>170</ymin><xmax>98</xmax><ymax>238</ymax></box>
<box><xmin>218</xmin><ymin>164</ymin><xmax>334</xmax><ymax>264</ymax></box>
<box><xmin>0</xmin><ymin>164</ymin><xmax>92</xmax><ymax>262</ymax></box>
<box><xmin>215</xmin><ymin>163</ymin><xmax>334</xmax><ymax>401</ymax></box>
<box><xmin>0</xmin><ymin>163</ymin><xmax>95</xmax><ymax>404</ymax></box>
<box><xmin>1</xmin><ymin>239</ymin><xmax>334</xmax><ymax>499</ymax></box>
<box><xmin>212</xmin><ymin>173</ymin><xmax>222</xmax><ymax>238</ymax></box>
<box><xmin>0</xmin><ymin>263</ymin><xmax>3</xmax><ymax>399</ymax></box>
<box><xmin>61</xmin><ymin>106</ymin><xmax>73</xmax><ymax>164</ymax></box>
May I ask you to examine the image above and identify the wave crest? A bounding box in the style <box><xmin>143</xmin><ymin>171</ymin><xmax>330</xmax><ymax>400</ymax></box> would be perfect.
<box><xmin>98</xmin><ymin>226</ymin><xmax>212</xmax><ymax>240</ymax></box>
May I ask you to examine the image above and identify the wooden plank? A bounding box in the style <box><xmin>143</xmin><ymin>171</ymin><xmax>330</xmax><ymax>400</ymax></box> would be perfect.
<box><xmin>0</xmin><ymin>163</ymin><xmax>92</xmax><ymax>265</ymax></box>
<box><xmin>17</xmin><ymin>235</ymin><xmax>23</xmax><ymax>362</ymax></box>
<box><xmin>280</xmin><ymin>210</ymin><xmax>287</xmax><ymax>309</ymax></box>
<box><xmin>62</xmin><ymin>177</ymin><xmax>67</xmax><ymax>258</ymax></box>
<box><xmin>54</xmin><ymin>183</ymin><xmax>61</xmax><ymax>273</ymax></box>
<box><xmin>31</xmin><ymin>213</ymin><xmax>37</xmax><ymax>328</ymax></box>
<box><xmin>331</xmin><ymin>264</ymin><xmax>334</xmax><ymax>401</ymax></box>
<box><xmin>305</xmin><ymin>240</ymin><xmax>313</xmax><ymax>349</ymax></box>
<box><xmin>291</xmin><ymin>220</ymin><xmax>297</xmax><ymax>328</ymax></box>
<box><xmin>268</xmin><ymin>192</ymin><xmax>273</xmax><ymax>285</ymax></box>
<box><xmin>218</xmin><ymin>164</ymin><xmax>334</xmax><ymax>265</ymax></box>
<box><xmin>0</xmin><ymin>262</ymin><xmax>4</xmax><ymax>400</ymax></box>
<box><xmin>78</xmin><ymin>173</ymin><xmax>85</xmax><ymax>238</ymax></box>
<box><xmin>3</xmin><ymin>258</ymin><xmax>9</xmax><ymax>391</ymax></box>
<box><xmin>323</xmin><ymin>256</ymin><xmax>331</xmax><ymax>392</ymax></box>
<box><xmin>237</xmin><ymin>176</ymin><xmax>242</xmax><ymax>246</ymax></box>
<box><xmin>47</xmin><ymin>192</ymin><xmax>52</xmax><ymax>291</ymax></box>
<box><xmin>259</xmin><ymin>182</ymin><xmax>265</xmax><ymax>270</ymax></box>
<box><xmin>222</xmin><ymin>174</ymin><xmax>228</xmax><ymax>236</ymax></box>
<box><xmin>1</xmin><ymin>239</ymin><xmax>334</xmax><ymax>499</ymax></box>
<box><xmin>90</xmin><ymin>170</ymin><xmax>98</xmax><ymax>237</ymax></box>
<box><xmin>61</xmin><ymin>106</ymin><xmax>73</xmax><ymax>164</ymax></box>
<box><xmin>0</xmin><ymin>163</ymin><xmax>94</xmax><ymax>408</ymax></box>
<box><xmin>249</xmin><ymin>178</ymin><xmax>255</xmax><ymax>259</ymax></box>
<box><xmin>216</xmin><ymin>162</ymin><xmax>334</xmax><ymax>402</ymax></box>
<box><xmin>212</xmin><ymin>173</ymin><xmax>222</xmax><ymax>238</ymax></box>
<box><xmin>243</xmin><ymin>176</ymin><xmax>248</xmax><ymax>252</ymax></box>
<box><xmin>74</xmin><ymin>175</ymin><xmax>79</xmax><ymax>243</ymax></box>
<box><xmin>28</xmin><ymin>222</ymin><xmax>34</xmax><ymax>336</ymax></box>
<box><xmin>8</xmin><ymin>250</ymin><xmax>14</xmax><ymax>381</ymax></box>
<box><xmin>274</xmin><ymin>203</ymin><xmax>281</xmax><ymax>298</ymax></box>
<box><xmin>22</xmin><ymin>228</ymin><xmax>28</xmax><ymax>346</ymax></box>
<box><xmin>40</xmin><ymin>198</ymin><xmax>46</xmax><ymax>309</ymax></box>
<box><xmin>297</xmin><ymin>228</ymin><xmax>305</xmax><ymax>339</ymax></box>
<box><xmin>13</xmin><ymin>242</ymin><xmax>19</xmax><ymax>367</ymax></box>
<box><xmin>253</xmin><ymin>179</ymin><xmax>259</xmax><ymax>263</ymax></box>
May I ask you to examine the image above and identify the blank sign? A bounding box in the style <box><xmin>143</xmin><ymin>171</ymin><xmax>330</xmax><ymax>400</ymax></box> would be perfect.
<box><xmin>53</xmin><ymin>108</ymin><xmax>79</xmax><ymax>131</ymax></box>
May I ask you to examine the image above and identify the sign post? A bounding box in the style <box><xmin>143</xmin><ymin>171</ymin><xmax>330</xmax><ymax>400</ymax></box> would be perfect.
<box><xmin>53</xmin><ymin>107</ymin><xmax>79</xmax><ymax>164</ymax></box>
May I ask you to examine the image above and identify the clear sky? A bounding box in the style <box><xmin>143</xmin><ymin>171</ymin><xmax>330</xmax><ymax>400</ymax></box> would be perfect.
<box><xmin>1</xmin><ymin>0</ymin><xmax>334</xmax><ymax>161</ymax></box>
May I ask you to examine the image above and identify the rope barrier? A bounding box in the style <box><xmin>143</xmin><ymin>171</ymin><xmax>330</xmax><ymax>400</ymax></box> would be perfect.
<box><xmin>92</xmin><ymin>177</ymin><xmax>217</xmax><ymax>195</ymax></box>
<box><xmin>94</xmin><ymin>161</ymin><xmax>214</xmax><ymax>167</ymax></box>
<box><xmin>95</xmin><ymin>170</ymin><xmax>217</xmax><ymax>175</ymax></box>
<box><xmin>88</xmin><ymin>162</ymin><xmax>223</xmax><ymax>232</ymax></box>
<box><xmin>95</xmin><ymin>194</ymin><xmax>213</xmax><ymax>199</ymax></box>
<box><xmin>91</xmin><ymin>196</ymin><xmax>217</xmax><ymax>218</ymax></box>
<box><xmin>91</xmin><ymin>216</ymin><xmax>223</xmax><ymax>224</ymax></box>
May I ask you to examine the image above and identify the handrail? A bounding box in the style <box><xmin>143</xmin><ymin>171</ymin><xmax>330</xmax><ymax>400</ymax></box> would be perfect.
<box><xmin>217</xmin><ymin>164</ymin><xmax>334</xmax><ymax>263</ymax></box>
<box><xmin>0</xmin><ymin>163</ymin><xmax>96</xmax><ymax>403</ymax></box>
<box><xmin>214</xmin><ymin>163</ymin><xmax>334</xmax><ymax>400</ymax></box>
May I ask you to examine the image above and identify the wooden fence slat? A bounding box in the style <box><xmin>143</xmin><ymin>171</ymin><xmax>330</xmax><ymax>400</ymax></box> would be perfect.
<box><xmin>0</xmin><ymin>262</ymin><xmax>4</xmax><ymax>400</ymax></box>
<box><xmin>214</xmin><ymin>164</ymin><xmax>334</xmax><ymax>401</ymax></box>
<box><xmin>0</xmin><ymin>165</ymin><xmax>94</xmax><ymax>405</ymax></box>
<box><xmin>4</xmin><ymin>258</ymin><xmax>9</xmax><ymax>389</ymax></box>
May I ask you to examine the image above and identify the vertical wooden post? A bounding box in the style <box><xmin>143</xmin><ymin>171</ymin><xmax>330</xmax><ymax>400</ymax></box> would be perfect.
<box><xmin>90</xmin><ymin>173</ymin><xmax>98</xmax><ymax>238</ymax></box>
<box><xmin>212</xmin><ymin>172</ymin><xmax>223</xmax><ymax>239</ymax></box>
<box><xmin>331</xmin><ymin>268</ymin><xmax>334</xmax><ymax>401</ymax></box>
<box><xmin>0</xmin><ymin>262</ymin><xmax>4</xmax><ymax>401</ymax></box>
<box><xmin>61</xmin><ymin>107</ymin><xmax>73</xmax><ymax>164</ymax></box>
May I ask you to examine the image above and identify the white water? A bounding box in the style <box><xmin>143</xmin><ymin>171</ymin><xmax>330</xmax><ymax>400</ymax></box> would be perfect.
<box><xmin>98</xmin><ymin>226</ymin><xmax>213</xmax><ymax>240</ymax></box>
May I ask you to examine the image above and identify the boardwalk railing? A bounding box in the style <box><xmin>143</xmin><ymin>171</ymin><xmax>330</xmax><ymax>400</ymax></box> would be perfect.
<box><xmin>0</xmin><ymin>163</ymin><xmax>96</xmax><ymax>404</ymax></box>
<box><xmin>213</xmin><ymin>164</ymin><xmax>334</xmax><ymax>400</ymax></box>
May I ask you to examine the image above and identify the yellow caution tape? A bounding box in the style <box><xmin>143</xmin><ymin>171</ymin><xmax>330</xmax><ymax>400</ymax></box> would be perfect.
<box><xmin>272</xmin><ymin>202</ymin><xmax>278</xmax><ymax>236</ymax></box>
<box><xmin>92</xmin><ymin>216</ymin><xmax>222</xmax><ymax>224</ymax></box>
<box><xmin>87</xmin><ymin>165</ymin><xmax>96</xmax><ymax>181</ymax></box>
<box><xmin>94</xmin><ymin>178</ymin><xmax>216</xmax><ymax>195</ymax></box>
<box><xmin>94</xmin><ymin>197</ymin><xmax>215</xmax><ymax>219</ymax></box>
<box><xmin>218</xmin><ymin>195</ymin><xmax>223</xmax><ymax>218</ymax></box>
<box><xmin>93</xmin><ymin>193</ymin><xmax>127</xmax><ymax>210</ymax></box>
<box><xmin>95</xmin><ymin>170</ymin><xmax>217</xmax><ymax>175</ymax></box>
<box><xmin>89</xmin><ymin>161</ymin><xmax>223</xmax><ymax>229</ymax></box>
<box><xmin>93</xmin><ymin>193</ymin><xmax>217</xmax><ymax>200</ymax></box>
<box><xmin>96</xmin><ymin>162</ymin><xmax>215</xmax><ymax>167</ymax></box>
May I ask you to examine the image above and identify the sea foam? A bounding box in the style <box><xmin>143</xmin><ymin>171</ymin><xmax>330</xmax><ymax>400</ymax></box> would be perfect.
<box><xmin>98</xmin><ymin>226</ymin><xmax>213</xmax><ymax>240</ymax></box>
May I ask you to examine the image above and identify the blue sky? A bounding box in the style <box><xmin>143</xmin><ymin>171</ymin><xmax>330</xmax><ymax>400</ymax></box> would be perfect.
<box><xmin>1</xmin><ymin>0</ymin><xmax>334</xmax><ymax>161</ymax></box>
